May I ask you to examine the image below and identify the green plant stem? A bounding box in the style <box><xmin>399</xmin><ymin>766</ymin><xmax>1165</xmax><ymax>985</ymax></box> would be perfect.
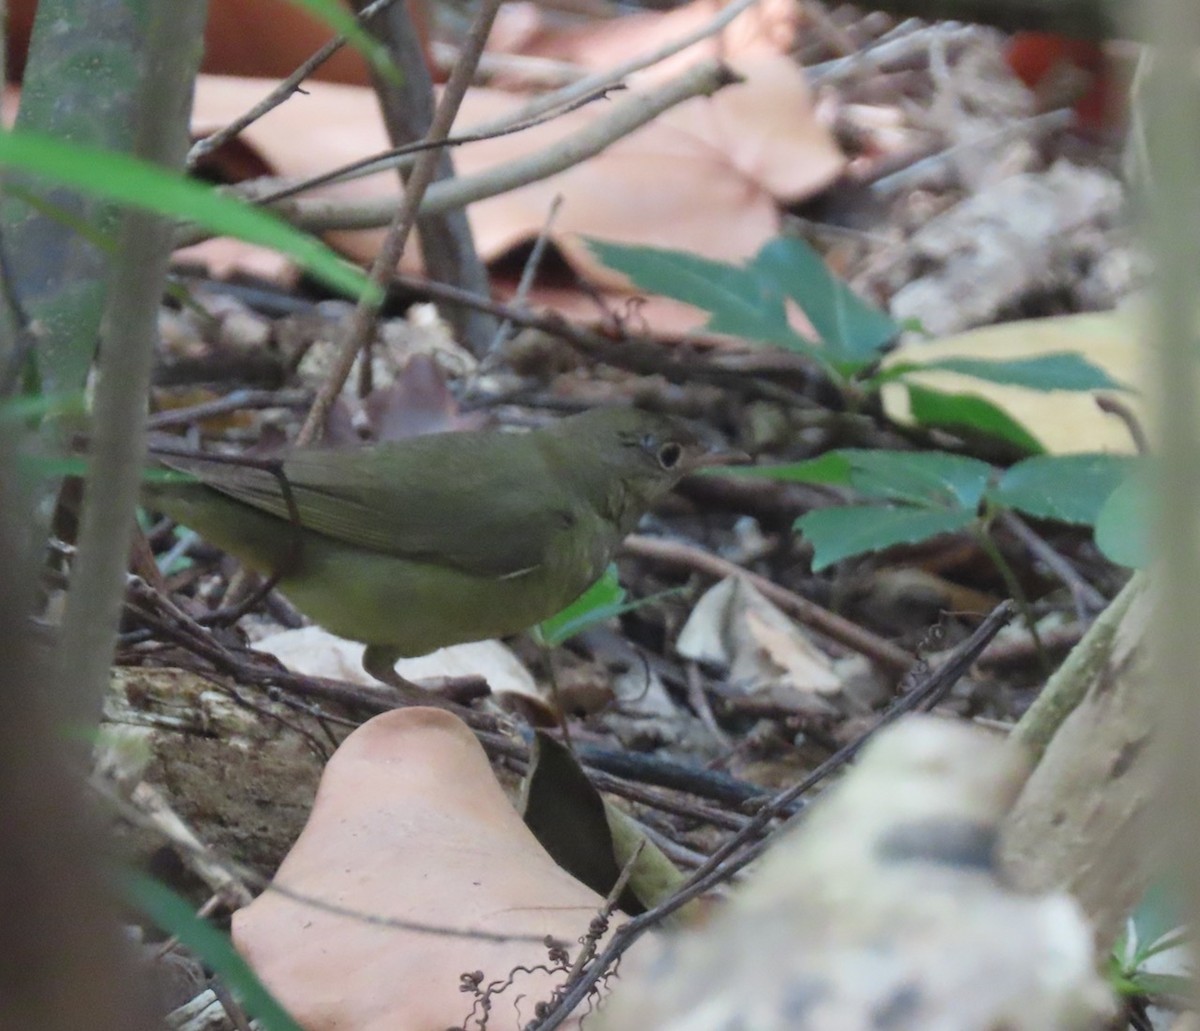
<box><xmin>1010</xmin><ymin>575</ymin><xmax>1141</xmax><ymax>761</ymax></box>
<box><xmin>58</xmin><ymin>2</ymin><xmax>208</xmax><ymax>728</ymax></box>
<box><xmin>972</xmin><ymin>516</ymin><xmax>1048</xmax><ymax>672</ymax></box>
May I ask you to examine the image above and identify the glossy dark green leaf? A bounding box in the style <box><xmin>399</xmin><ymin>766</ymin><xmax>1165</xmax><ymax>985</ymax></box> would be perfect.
<box><xmin>750</xmin><ymin>236</ymin><xmax>899</xmax><ymax>366</ymax></box>
<box><xmin>736</xmin><ymin>449</ymin><xmax>992</xmax><ymax>510</ymax></box>
<box><xmin>903</xmin><ymin>383</ymin><xmax>1045</xmax><ymax>454</ymax></box>
<box><xmin>797</xmin><ymin>505</ymin><xmax>977</xmax><ymax>570</ymax></box>
<box><xmin>119</xmin><ymin>872</ymin><xmax>303</xmax><ymax>1031</ymax></box>
<box><xmin>842</xmin><ymin>449</ymin><xmax>993</xmax><ymax>509</ymax></box>
<box><xmin>992</xmin><ymin>453</ymin><xmax>1136</xmax><ymax>525</ymax></box>
<box><xmin>583</xmin><ymin>237</ymin><xmax>827</xmax><ymax>365</ymax></box>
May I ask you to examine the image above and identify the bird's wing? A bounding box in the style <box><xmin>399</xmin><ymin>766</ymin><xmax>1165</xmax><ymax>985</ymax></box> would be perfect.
<box><xmin>169</xmin><ymin>435</ymin><xmax>579</xmax><ymax>579</ymax></box>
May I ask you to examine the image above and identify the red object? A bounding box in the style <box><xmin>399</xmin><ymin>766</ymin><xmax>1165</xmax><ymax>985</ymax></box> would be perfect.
<box><xmin>1005</xmin><ymin>31</ymin><xmax>1114</xmax><ymax>131</ymax></box>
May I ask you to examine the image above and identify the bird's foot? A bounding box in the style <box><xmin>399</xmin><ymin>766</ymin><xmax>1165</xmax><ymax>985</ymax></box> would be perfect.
<box><xmin>362</xmin><ymin>645</ymin><xmax>492</xmax><ymax>715</ymax></box>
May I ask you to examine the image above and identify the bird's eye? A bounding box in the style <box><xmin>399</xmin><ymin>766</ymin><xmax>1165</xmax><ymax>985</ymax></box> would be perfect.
<box><xmin>657</xmin><ymin>442</ymin><xmax>683</xmax><ymax>470</ymax></box>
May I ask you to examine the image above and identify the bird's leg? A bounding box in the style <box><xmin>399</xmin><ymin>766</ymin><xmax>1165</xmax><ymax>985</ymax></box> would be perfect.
<box><xmin>362</xmin><ymin>644</ymin><xmax>436</xmax><ymax>704</ymax></box>
<box><xmin>362</xmin><ymin>645</ymin><xmax>496</xmax><ymax>721</ymax></box>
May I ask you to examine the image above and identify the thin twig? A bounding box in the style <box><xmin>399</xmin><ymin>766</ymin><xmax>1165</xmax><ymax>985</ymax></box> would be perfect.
<box><xmin>185</xmin><ymin>0</ymin><xmax>404</xmax><ymax>169</ymax></box>
<box><xmin>1095</xmin><ymin>394</ymin><xmax>1150</xmax><ymax>454</ymax></box>
<box><xmin>250</xmin><ymin>89</ymin><xmax>624</xmax><ymax>207</ymax></box>
<box><xmin>463</xmin><ymin>0</ymin><xmax>762</xmax><ymax>138</ymax></box>
<box><xmin>622</xmin><ymin>534</ymin><xmax>915</xmax><ymax>674</ymax></box>
<box><xmin>996</xmin><ymin>510</ymin><xmax>1107</xmax><ymax>620</ymax></box>
<box><xmin>295</xmin><ymin>0</ymin><xmax>506</xmax><ymax>445</ymax></box>
<box><xmin>241</xmin><ymin>0</ymin><xmax>762</xmax><ymax>209</ymax></box>
<box><xmin>264</xmin><ymin>61</ymin><xmax>738</xmax><ymax>236</ymax></box>
<box><xmin>146</xmin><ymin>388</ymin><xmax>311</xmax><ymax>430</ymax></box>
<box><xmin>485</xmin><ymin>194</ymin><xmax>563</xmax><ymax>360</ymax></box>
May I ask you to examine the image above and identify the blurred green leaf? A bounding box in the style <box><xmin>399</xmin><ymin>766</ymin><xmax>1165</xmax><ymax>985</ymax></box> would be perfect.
<box><xmin>17</xmin><ymin>454</ymin><xmax>195</xmax><ymax>484</ymax></box>
<box><xmin>1094</xmin><ymin>473</ymin><xmax>1147</xmax><ymax>568</ymax></box>
<box><xmin>0</xmin><ymin>391</ymin><xmax>86</xmax><ymax>424</ymax></box>
<box><xmin>284</xmin><ymin>0</ymin><xmax>403</xmax><ymax>85</ymax></box>
<box><xmin>992</xmin><ymin>453</ymin><xmax>1136</xmax><ymax>524</ymax></box>
<box><xmin>750</xmin><ymin>236</ymin><xmax>899</xmax><ymax>366</ymax></box>
<box><xmin>797</xmin><ymin>505</ymin><xmax>977</xmax><ymax>570</ymax></box>
<box><xmin>0</xmin><ymin>128</ymin><xmax>375</xmax><ymax>300</ymax></box>
<box><xmin>1127</xmin><ymin>971</ymin><xmax>1192</xmax><ymax>998</ymax></box>
<box><xmin>119</xmin><ymin>872</ymin><xmax>304</xmax><ymax>1031</ymax></box>
<box><xmin>1131</xmin><ymin>882</ymin><xmax>1187</xmax><ymax>958</ymax></box>
<box><xmin>902</xmin><ymin>383</ymin><xmax>1045</xmax><ymax>454</ymax></box>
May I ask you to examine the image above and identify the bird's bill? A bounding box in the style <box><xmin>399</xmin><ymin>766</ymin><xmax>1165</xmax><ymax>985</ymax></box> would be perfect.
<box><xmin>690</xmin><ymin>446</ymin><xmax>753</xmax><ymax>469</ymax></box>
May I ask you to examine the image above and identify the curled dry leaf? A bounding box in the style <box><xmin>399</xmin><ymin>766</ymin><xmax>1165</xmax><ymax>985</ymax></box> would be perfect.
<box><xmin>677</xmin><ymin>576</ymin><xmax>842</xmax><ymax>697</ymax></box>
<box><xmin>233</xmin><ymin>707</ymin><xmax>622</xmax><ymax>1031</ymax></box>
<box><xmin>254</xmin><ymin>625</ymin><xmax>538</xmax><ymax>696</ymax></box>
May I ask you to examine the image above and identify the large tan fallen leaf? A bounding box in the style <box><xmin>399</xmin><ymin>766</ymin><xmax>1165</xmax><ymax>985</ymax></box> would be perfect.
<box><xmin>233</xmin><ymin>707</ymin><xmax>623</xmax><ymax>1031</ymax></box>
<box><xmin>190</xmin><ymin>57</ymin><xmax>843</xmax><ymax>297</ymax></box>
<box><xmin>881</xmin><ymin>308</ymin><xmax>1143</xmax><ymax>456</ymax></box>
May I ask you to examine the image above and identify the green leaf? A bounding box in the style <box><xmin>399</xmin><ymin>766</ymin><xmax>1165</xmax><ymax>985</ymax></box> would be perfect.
<box><xmin>536</xmin><ymin>566</ymin><xmax>627</xmax><ymax>646</ymax></box>
<box><xmin>0</xmin><ymin>128</ymin><xmax>375</xmax><ymax>301</ymax></box>
<box><xmin>1094</xmin><ymin>473</ymin><xmax>1147</xmax><ymax>568</ymax></box>
<box><xmin>16</xmin><ymin>453</ymin><xmax>196</xmax><ymax>484</ymax></box>
<box><xmin>0</xmin><ymin>391</ymin><xmax>87</xmax><ymax>424</ymax></box>
<box><xmin>902</xmin><ymin>383</ymin><xmax>1045</xmax><ymax>455</ymax></box>
<box><xmin>797</xmin><ymin>505</ymin><xmax>978</xmax><ymax>570</ymax></box>
<box><xmin>583</xmin><ymin>238</ymin><xmax>824</xmax><ymax>364</ymax></box>
<box><xmin>724</xmin><ymin>451</ymin><xmax>856</xmax><ymax>486</ymax></box>
<box><xmin>750</xmin><ymin>236</ymin><xmax>899</xmax><ymax>367</ymax></box>
<box><xmin>1130</xmin><ymin>882</ymin><xmax>1186</xmax><ymax>959</ymax></box>
<box><xmin>283</xmin><ymin>0</ymin><xmax>403</xmax><ymax>86</ymax></box>
<box><xmin>906</xmin><ymin>353</ymin><xmax>1125</xmax><ymax>392</ymax></box>
<box><xmin>118</xmin><ymin>872</ymin><xmax>304</xmax><ymax>1031</ymax></box>
<box><xmin>730</xmin><ymin>449</ymin><xmax>993</xmax><ymax>511</ymax></box>
<box><xmin>1127</xmin><ymin>971</ymin><xmax>1193</xmax><ymax>999</ymax></box>
<box><xmin>842</xmin><ymin>450</ymin><xmax>992</xmax><ymax>509</ymax></box>
<box><xmin>991</xmin><ymin>453</ymin><xmax>1136</xmax><ymax>525</ymax></box>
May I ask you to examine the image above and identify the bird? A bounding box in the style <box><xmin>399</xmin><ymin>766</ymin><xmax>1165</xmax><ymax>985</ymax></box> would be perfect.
<box><xmin>146</xmin><ymin>406</ymin><xmax>726</xmax><ymax>694</ymax></box>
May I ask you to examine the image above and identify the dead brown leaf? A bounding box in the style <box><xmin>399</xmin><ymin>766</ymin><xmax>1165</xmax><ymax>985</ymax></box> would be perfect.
<box><xmin>487</xmin><ymin>0</ymin><xmax>802</xmax><ymax>79</ymax></box>
<box><xmin>189</xmin><ymin>57</ymin><xmax>843</xmax><ymax>319</ymax></box>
